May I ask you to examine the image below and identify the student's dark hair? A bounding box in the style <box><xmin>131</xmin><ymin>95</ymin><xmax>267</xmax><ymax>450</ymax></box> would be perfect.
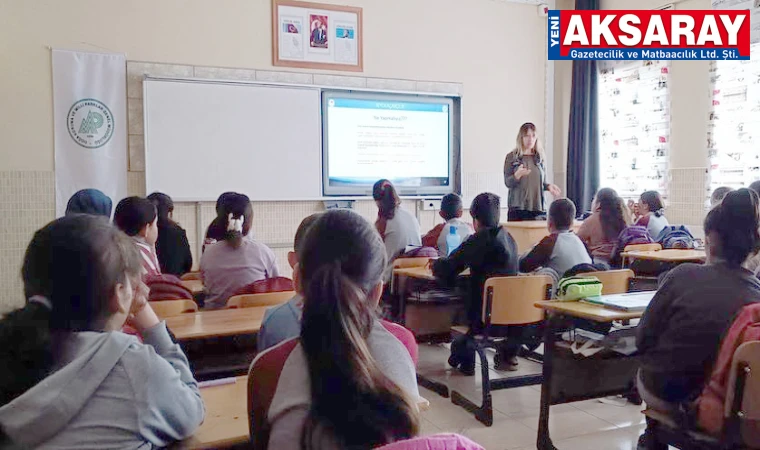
<box><xmin>147</xmin><ymin>192</ymin><xmax>174</xmax><ymax>226</ymax></box>
<box><xmin>113</xmin><ymin>196</ymin><xmax>157</xmax><ymax>237</ymax></box>
<box><xmin>373</xmin><ymin>179</ymin><xmax>400</xmax><ymax>220</ymax></box>
<box><xmin>640</xmin><ymin>191</ymin><xmax>665</xmax><ymax>218</ymax></box>
<box><xmin>749</xmin><ymin>181</ymin><xmax>760</xmax><ymax>197</ymax></box>
<box><xmin>299</xmin><ymin>210</ymin><xmax>419</xmax><ymax>449</ymax></box>
<box><xmin>440</xmin><ymin>193</ymin><xmax>463</xmax><ymax>221</ymax></box>
<box><xmin>294</xmin><ymin>214</ymin><xmax>321</xmax><ymax>257</ymax></box>
<box><xmin>470</xmin><ymin>193</ymin><xmax>501</xmax><ymax>228</ymax></box>
<box><xmin>216</xmin><ymin>192</ymin><xmax>237</xmax><ymax>215</ymax></box>
<box><xmin>222</xmin><ymin>193</ymin><xmax>253</xmax><ymax>249</ymax></box>
<box><xmin>549</xmin><ymin>198</ymin><xmax>576</xmax><ymax>230</ymax></box>
<box><xmin>704</xmin><ymin>188</ymin><xmax>760</xmax><ymax>266</ymax></box>
<box><xmin>0</xmin><ymin>215</ymin><xmax>142</xmax><ymax>407</ymax></box>
<box><xmin>595</xmin><ymin>188</ymin><xmax>627</xmax><ymax>241</ymax></box>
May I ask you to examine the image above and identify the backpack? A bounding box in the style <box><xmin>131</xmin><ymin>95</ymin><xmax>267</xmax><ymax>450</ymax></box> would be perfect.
<box><xmin>145</xmin><ymin>274</ymin><xmax>193</xmax><ymax>302</ymax></box>
<box><xmin>655</xmin><ymin>225</ymin><xmax>696</xmax><ymax>249</ymax></box>
<box><xmin>609</xmin><ymin>226</ymin><xmax>653</xmax><ymax>267</ymax></box>
<box><xmin>557</xmin><ymin>276</ymin><xmax>604</xmax><ymax>301</ymax></box>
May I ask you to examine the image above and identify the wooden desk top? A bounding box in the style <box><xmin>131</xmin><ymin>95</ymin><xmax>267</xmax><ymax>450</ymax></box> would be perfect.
<box><xmin>502</xmin><ymin>220</ymin><xmax>583</xmax><ymax>230</ymax></box>
<box><xmin>622</xmin><ymin>249</ymin><xmax>706</xmax><ymax>262</ymax></box>
<box><xmin>180</xmin><ymin>376</ymin><xmax>249</xmax><ymax>449</ymax></box>
<box><xmin>535</xmin><ymin>300</ymin><xmax>645</xmax><ymax>322</ymax></box>
<box><xmin>393</xmin><ymin>266</ymin><xmax>470</xmax><ymax>281</ymax></box>
<box><xmin>181</xmin><ymin>279</ymin><xmax>205</xmax><ymax>295</ymax></box>
<box><xmin>180</xmin><ymin>376</ymin><xmax>430</xmax><ymax>449</ymax></box>
<box><xmin>165</xmin><ymin>307</ymin><xmax>267</xmax><ymax>341</ymax></box>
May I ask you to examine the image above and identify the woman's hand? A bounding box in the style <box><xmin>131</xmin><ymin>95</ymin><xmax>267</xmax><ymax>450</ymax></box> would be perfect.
<box><xmin>514</xmin><ymin>164</ymin><xmax>531</xmax><ymax>180</ymax></box>
<box><xmin>127</xmin><ymin>279</ymin><xmax>160</xmax><ymax>332</ymax></box>
<box><xmin>547</xmin><ymin>184</ymin><xmax>561</xmax><ymax>197</ymax></box>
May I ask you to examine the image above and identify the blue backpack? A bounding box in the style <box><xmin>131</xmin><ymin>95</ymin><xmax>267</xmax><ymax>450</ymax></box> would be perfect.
<box><xmin>655</xmin><ymin>225</ymin><xmax>696</xmax><ymax>249</ymax></box>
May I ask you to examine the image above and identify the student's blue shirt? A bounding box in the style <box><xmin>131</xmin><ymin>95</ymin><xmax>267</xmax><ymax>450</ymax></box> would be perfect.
<box><xmin>257</xmin><ymin>294</ymin><xmax>302</xmax><ymax>352</ymax></box>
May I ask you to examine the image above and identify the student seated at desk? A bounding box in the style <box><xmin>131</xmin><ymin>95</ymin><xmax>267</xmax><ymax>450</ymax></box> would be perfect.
<box><xmin>257</xmin><ymin>213</ymin><xmax>419</xmax><ymax>365</ymax></box>
<box><xmin>432</xmin><ymin>193</ymin><xmax>520</xmax><ymax>375</ymax></box>
<box><xmin>201</xmin><ymin>193</ymin><xmax>279</xmax><ymax>309</ymax></box>
<box><xmin>147</xmin><ymin>192</ymin><xmax>193</xmax><ymax>277</ymax></box>
<box><xmin>636</xmin><ymin>189</ymin><xmax>760</xmax><ymax>449</ymax></box>
<box><xmin>114</xmin><ymin>196</ymin><xmax>161</xmax><ymax>277</ymax></box>
<box><xmin>576</xmin><ymin>188</ymin><xmax>630</xmax><ymax>265</ymax></box>
<box><xmin>249</xmin><ymin>210</ymin><xmax>420</xmax><ymax>449</ymax></box>
<box><xmin>373</xmin><ymin>179</ymin><xmax>422</xmax><ymax>261</ymax></box>
<box><xmin>0</xmin><ymin>215</ymin><xmax>204</xmax><ymax>448</ymax></box>
<box><xmin>65</xmin><ymin>188</ymin><xmax>112</xmax><ymax>217</ymax></box>
<box><xmin>634</xmin><ymin>190</ymin><xmax>669</xmax><ymax>239</ymax></box>
<box><xmin>421</xmin><ymin>193</ymin><xmax>474</xmax><ymax>257</ymax></box>
<box><xmin>204</xmin><ymin>191</ymin><xmax>236</xmax><ymax>251</ymax></box>
<box><xmin>519</xmin><ymin>198</ymin><xmax>592</xmax><ymax>278</ymax></box>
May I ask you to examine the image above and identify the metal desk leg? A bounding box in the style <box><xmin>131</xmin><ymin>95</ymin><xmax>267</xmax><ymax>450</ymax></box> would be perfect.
<box><xmin>537</xmin><ymin>314</ymin><xmax>560</xmax><ymax>450</ymax></box>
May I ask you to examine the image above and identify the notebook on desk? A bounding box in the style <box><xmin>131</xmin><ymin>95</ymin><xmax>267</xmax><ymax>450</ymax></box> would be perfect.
<box><xmin>581</xmin><ymin>291</ymin><xmax>656</xmax><ymax>312</ymax></box>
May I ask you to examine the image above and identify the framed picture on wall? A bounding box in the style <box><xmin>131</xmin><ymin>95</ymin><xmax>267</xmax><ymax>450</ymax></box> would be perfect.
<box><xmin>272</xmin><ymin>0</ymin><xmax>363</xmax><ymax>72</ymax></box>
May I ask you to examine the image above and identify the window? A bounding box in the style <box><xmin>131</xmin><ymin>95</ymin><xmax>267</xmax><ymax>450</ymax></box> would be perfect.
<box><xmin>707</xmin><ymin>44</ymin><xmax>760</xmax><ymax>200</ymax></box>
<box><xmin>598</xmin><ymin>60</ymin><xmax>671</xmax><ymax>201</ymax></box>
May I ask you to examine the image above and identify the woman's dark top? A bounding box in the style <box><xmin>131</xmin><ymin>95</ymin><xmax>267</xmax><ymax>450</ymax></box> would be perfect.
<box><xmin>156</xmin><ymin>221</ymin><xmax>193</xmax><ymax>276</ymax></box>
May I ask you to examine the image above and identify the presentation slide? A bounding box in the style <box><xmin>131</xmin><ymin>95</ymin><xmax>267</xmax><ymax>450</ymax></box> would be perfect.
<box><xmin>324</xmin><ymin>97</ymin><xmax>452</xmax><ymax>195</ymax></box>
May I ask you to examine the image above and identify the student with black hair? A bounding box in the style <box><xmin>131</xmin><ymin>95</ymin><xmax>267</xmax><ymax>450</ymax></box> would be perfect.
<box><xmin>250</xmin><ymin>210</ymin><xmax>420</xmax><ymax>449</ymax></box>
<box><xmin>147</xmin><ymin>192</ymin><xmax>193</xmax><ymax>276</ymax></box>
<box><xmin>634</xmin><ymin>190</ymin><xmax>669</xmax><ymax>239</ymax></box>
<box><xmin>0</xmin><ymin>215</ymin><xmax>204</xmax><ymax>448</ymax></box>
<box><xmin>636</xmin><ymin>188</ymin><xmax>760</xmax><ymax>449</ymax></box>
<box><xmin>421</xmin><ymin>193</ymin><xmax>474</xmax><ymax>257</ymax></box>
<box><xmin>200</xmin><ymin>193</ymin><xmax>279</xmax><ymax>309</ymax></box>
<box><xmin>520</xmin><ymin>198</ymin><xmax>592</xmax><ymax>277</ymax></box>
<box><xmin>373</xmin><ymin>179</ymin><xmax>421</xmax><ymax>260</ymax></box>
<box><xmin>432</xmin><ymin>193</ymin><xmax>520</xmax><ymax>374</ymax></box>
<box><xmin>204</xmin><ymin>191</ymin><xmax>238</xmax><ymax>249</ymax></box>
<box><xmin>113</xmin><ymin>196</ymin><xmax>161</xmax><ymax>277</ymax></box>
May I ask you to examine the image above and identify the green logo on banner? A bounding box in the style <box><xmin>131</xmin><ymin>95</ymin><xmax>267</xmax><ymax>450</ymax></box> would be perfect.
<box><xmin>67</xmin><ymin>99</ymin><xmax>114</xmax><ymax>149</ymax></box>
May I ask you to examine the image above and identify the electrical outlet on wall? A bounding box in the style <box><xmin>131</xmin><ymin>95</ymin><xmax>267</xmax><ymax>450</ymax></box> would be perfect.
<box><xmin>421</xmin><ymin>199</ymin><xmax>441</xmax><ymax>211</ymax></box>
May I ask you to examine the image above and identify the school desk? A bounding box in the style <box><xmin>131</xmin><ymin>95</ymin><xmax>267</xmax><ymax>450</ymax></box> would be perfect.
<box><xmin>180</xmin><ymin>376</ymin><xmax>431</xmax><ymax>449</ymax></box>
<box><xmin>181</xmin><ymin>279</ymin><xmax>205</xmax><ymax>296</ymax></box>
<box><xmin>502</xmin><ymin>220</ymin><xmax>583</xmax><ymax>254</ymax></box>
<box><xmin>534</xmin><ymin>300</ymin><xmax>644</xmax><ymax>450</ymax></box>
<box><xmin>621</xmin><ymin>248</ymin><xmax>707</xmax><ymax>265</ymax></box>
<box><xmin>165</xmin><ymin>307</ymin><xmax>267</xmax><ymax>341</ymax></box>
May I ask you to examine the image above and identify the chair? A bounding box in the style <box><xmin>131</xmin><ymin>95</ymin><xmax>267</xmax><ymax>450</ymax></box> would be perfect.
<box><xmin>450</xmin><ymin>275</ymin><xmax>553</xmax><ymax>426</ymax></box>
<box><xmin>644</xmin><ymin>341</ymin><xmax>760</xmax><ymax>449</ymax></box>
<box><xmin>227</xmin><ymin>291</ymin><xmax>295</xmax><ymax>309</ymax></box>
<box><xmin>583</xmin><ymin>269</ymin><xmax>635</xmax><ymax>295</ymax></box>
<box><xmin>622</xmin><ymin>243</ymin><xmax>662</xmax><ymax>267</ymax></box>
<box><xmin>180</xmin><ymin>271</ymin><xmax>201</xmax><ymax>281</ymax></box>
<box><xmin>149</xmin><ymin>299</ymin><xmax>198</xmax><ymax>318</ymax></box>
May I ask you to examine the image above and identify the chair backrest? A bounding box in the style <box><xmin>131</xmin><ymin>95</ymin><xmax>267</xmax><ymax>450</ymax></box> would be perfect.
<box><xmin>180</xmin><ymin>271</ymin><xmax>201</xmax><ymax>281</ymax></box>
<box><xmin>227</xmin><ymin>291</ymin><xmax>295</xmax><ymax>309</ymax></box>
<box><xmin>582</xmin><ymin>269</ymin><xmax>634</xmax><ymax>295</ymax></box>
<box><xmin>483</xmin><ymin>275</ymin><xmax>552</xmax><ymax>327</ymax></box>
<box><xmin>149</xmin><ymin>299</ymin><xmax>198</xmax><ymax>318</ymax></box>
<box><xmin>623</xmin><ymin>243</ymin><xmax>662</xmax><ymax>253</ymax></box>
<box><xmin>232</xmin><ymin>277</ymin><xmax>294</xmax><ymax>296</ymax></box>
<box><xmin>392</xmin><ymin>257</ymin><xmax>432</xmax><ymax>269</ymax></box>
<box><xmin>376</xmin><ymin>434</ymin><xmax>484</xmax><ymax>450</ymax></box>
<box><xmin>725</xmin><ymin>341</ymin><xmax>760</xmax><ymax>447</ymax></box>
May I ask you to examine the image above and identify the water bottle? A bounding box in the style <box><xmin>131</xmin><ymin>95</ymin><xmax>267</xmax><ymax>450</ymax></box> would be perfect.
<box><xmin>446</xmin><ymin>225</ymin><xmax>461</xmax><ymax>256</ymax></box>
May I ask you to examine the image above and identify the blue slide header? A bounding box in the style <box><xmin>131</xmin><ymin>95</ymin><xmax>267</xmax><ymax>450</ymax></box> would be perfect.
<box><xmin>329</xmin><ymin>98</ymin><xmax>448</xmax><ymax>112</ymax></box>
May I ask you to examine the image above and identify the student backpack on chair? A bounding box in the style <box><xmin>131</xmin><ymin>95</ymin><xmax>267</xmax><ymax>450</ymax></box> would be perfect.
<box><xmin>655</xmin><ymin>225</ymin><xmax>696</xmax><ymax>250</ymax></box>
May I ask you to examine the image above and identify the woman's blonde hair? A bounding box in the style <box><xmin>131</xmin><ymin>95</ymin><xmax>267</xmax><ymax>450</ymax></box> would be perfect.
<box><xmin>514</xmin><ymin>122</ymin><xmax>545</xmax><ymax>162</ymax></box>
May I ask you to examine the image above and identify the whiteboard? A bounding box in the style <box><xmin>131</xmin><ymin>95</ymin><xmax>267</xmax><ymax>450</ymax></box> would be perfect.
<box><xmin>144</xmin><ymin>78</ymin><xmax>322</xmax><ymax>201</ymax></box>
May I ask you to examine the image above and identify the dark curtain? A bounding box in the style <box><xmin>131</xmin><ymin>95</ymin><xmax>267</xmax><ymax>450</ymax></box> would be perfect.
<box><xmin>566</xmin><ymin>0</ymin><xmax>600</xmax><ymax>213</ymax></box>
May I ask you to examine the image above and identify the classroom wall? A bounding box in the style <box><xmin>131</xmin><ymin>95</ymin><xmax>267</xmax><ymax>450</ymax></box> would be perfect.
<box><xmin>600</xmin><ymin>0</ymin><xmax>711</xmax><ymax>230</ymax></box>
<box><xmin>0</xmin><ymin>0</ymin><xmax>552</xmax><ymax>312</ymax></box>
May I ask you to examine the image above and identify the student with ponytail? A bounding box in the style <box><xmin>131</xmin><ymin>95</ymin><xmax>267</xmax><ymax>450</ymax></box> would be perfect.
<box><xmin>634</xmin><ymin>190</ymin><xmax>669</xmax><ymax>239</ymax></box>
<box><xmin>249</xmin><ymin>210</ymin><xmax>421</xmax><ymax>450</ymax></box>
<box><xmin>373</xmin><ymin>179</ymin><xmax>421</xmax><ymax>260</ymax></box>
<box><xmin>200</xmin><ymin>193</ymin><xmax>279</xmax><ymax>309</ymax></box>
<box><xmin>636</xmin><ymin>188</ymin><xmax>760</xmax><ymax>448</ymax></box>
<box><xmin>0</xmin><ymin>215</ymin><xmax>204</xmax><ymax>448</ymax></box>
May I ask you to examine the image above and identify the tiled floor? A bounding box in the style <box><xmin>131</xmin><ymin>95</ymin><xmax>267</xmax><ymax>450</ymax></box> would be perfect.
<box><xmin>416</xmin><ymin>343</ymin><xmax>648</xmax><ymax>450</ymax></box>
